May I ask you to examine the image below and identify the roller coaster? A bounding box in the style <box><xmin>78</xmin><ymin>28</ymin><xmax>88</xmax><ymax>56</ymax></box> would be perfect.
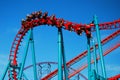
<box><xmin>1</xmin><ymin>10</ymin><xmax>120</xmax><ymax>80</ymax></box>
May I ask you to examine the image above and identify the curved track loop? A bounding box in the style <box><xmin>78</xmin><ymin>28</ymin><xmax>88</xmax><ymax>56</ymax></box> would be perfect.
<box><xmin>23</xmin><ymin>62</ymin><xmax>58</xmax><ymax>70</ymax></box>
<box><xmin>9</xmin><ymin>10</ymin><xmax>120</xmax><ymax>79</ymax></box>
<box><xmin>9</xmin><ymin>28</ymin><xmax>28</xmax><ymax>80</ymax></box>
<box><xmin>23</xmin><ymin>62</ymin><xmax>88</xmax><ymax>80</ymax></box>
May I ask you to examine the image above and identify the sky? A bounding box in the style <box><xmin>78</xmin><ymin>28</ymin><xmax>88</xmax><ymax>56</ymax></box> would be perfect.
<box><xmin>0</xmin><ymin>0</ymin><xmax>120</xmax><ymax>80</ymax></box>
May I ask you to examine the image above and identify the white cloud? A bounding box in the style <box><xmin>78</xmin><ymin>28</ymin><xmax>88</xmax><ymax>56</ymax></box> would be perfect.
<box><xmin>0</xmin><ymin>53</ymin><xmax>9</xmax><ymax>78</ymax></box>
<box><xmin>5</xmin><ymin>27</ymin><xmax>19</xmax><ymax>34</ymax></box>
<box><xmin>106</xmin><ymin>64</ymin><xmax>120</xmax><ymax>72</ymax></box>
<box><xmin>0</xmin><ymin>54</ymin><xmax>9</xmax><ymax>66</ymax></box>
<box><xmin>106</xmin><ymin>64</ymin><xmax>120</xmax><ymax>77</ymax></box>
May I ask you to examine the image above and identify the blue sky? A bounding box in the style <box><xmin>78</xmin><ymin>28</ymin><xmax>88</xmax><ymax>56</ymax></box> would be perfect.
<box><xmin>0</xmin><ymin>0</ymin><xmax>120</xmax><ymax>79</ymax></box>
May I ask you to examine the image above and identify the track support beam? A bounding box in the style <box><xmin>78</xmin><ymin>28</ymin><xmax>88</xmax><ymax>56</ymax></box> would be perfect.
<box><xmin>30</xmin><ymin>28</ymin><xmax>38</xmax><ymax>80</ymax></box>
<box><xmin>18</xmin><ymin>29</ymin><xmax>32</xmax><ymax>80</ymax></box>
<box><xmin>1</xmin><ymin>60</ymin><xmax>10</xmax><ymax>80</ymax></box>
<box><xmin>58</xmin><ymin>28</ymin><xmax>63</xmax><ymax>80</ymax></box>
<box><xmin>92</xmin><ymin>38</ymin><xmax>98</xmax><ymax>75</ymax></box>
<box><xmin>58</xmin><ymin>28</ymin><xmax>68</xmax><ymax>80</ymax></box>
<box><xmin>87</xmin><ymin>37</ymin><xmax>91</xmax><ymax>80</ymax></box>
<box><xmin>94</xmin><ymin>15</ymin><xmax>106</xmax><ymax>79</ymax></box>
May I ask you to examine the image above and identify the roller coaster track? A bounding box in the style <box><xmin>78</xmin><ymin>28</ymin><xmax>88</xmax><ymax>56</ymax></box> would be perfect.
<box><xmin>24</xmin><ymin>62</ymin><xmax>57</xmax><ymax>70</ymax></box>
<box><xmin>108</xmin><ymin>74</ymin><xmax>120</xmax><ymax>80</ymax></box>
<box><xmin>23</xmin><ymin>62</ymin><xmax>88</xmax><ymax>80</ymax></box>
<box><xmin>42</xmin><ymin>29</ymin><xmax>120</xmax><ymax>80</ymax></box>
<box><xmin>8</xmin><ymin>11</ymin><xmax>120</xmax><ymax>79</ymax></box>
<box><xmin>68</xmin><ymin>41</ymin><xmax>120</xmax><ymax>78</ymax></box>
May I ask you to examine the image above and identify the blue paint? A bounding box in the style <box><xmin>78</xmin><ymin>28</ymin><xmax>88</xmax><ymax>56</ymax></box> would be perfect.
<box><xmin>92</xmin><ymin>38</ymin><xmax>98</xmax><ymax>74</ymax></box>
<box><xmin>61</xmin><ymin>29</ymin><xmax>68</xmax><ymax>80</ymax></box>
<box><xmin>58</xmin><ymin>28</ymin><xmax>63</xmax><ymax>80</ymax></box>
<box><xmin>94</xmin><ymin>15</ymin><xmax>106</xmax><ymax>79</ymax></box>
<box><xmin>18</xmin><ymin>29</ymin><xmax>32</xmax><ymax>80</ymax></box>
<box><xmin>87</xmin><ymin>37</ymin><xmax>91</xmax><ymax>80</ymax></box>
<box><xmin>1</xmin><ymin>60</ymin><xmax>10</xmax><ymax>80</ymax></box>
<box><xmin>30</xmin><ymin>29</ymin><xmax>38</xmax><ymax>80</ymax></box>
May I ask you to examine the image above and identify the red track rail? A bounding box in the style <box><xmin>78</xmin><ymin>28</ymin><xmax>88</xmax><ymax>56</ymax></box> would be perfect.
<box><xmin>8</xmin><ymin>28</ymin><xmax>28</xmax><ymax>80</ymax></box>
<box><xmin>108</xmin><ymin>74</ymin><xmax>120</xmax><ymax>80</ymax></box>
<box><xmin>92</xmin><ymin>19</ymin><xmax>120</xmax><ymax>31</ymax></box>
<box><xmin>68</xmin><ymin>42</ymin><xmax>120</xmax><ymax>78</ymax></box>
<box><xmin>42</xmin><ymin>30</ymin><xmax>120</xmax><ymax>80</ymax></box>
<box><xmin>8</xmin><ymin>11</ymin><xmax>120</xmax><ymax>79</ymax></box>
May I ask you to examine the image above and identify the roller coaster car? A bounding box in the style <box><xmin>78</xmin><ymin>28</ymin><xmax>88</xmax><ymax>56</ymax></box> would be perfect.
<box><xmin>21</xmin><ymin>19</ymin><xmax>26</xmax><ymax>25</ymax></box>
<box><xmin>60</xmin><ymin>19</ymin><xmax>64</xmax><ymax>26</ymax></box>
<box><xmin>42</xmin><ymin>12</ymin><xmax>48</xmax><ymax>19</ymax></box>
<box><xmin>35</xmin><ymin>11</ymin><xmax>42</xmax><ymax>19</ymax></box>
<box><xmin>56</xmin><ymin>19</ymin><xmax>64</xmax><ymax>28</ymax></box>
<box><xmin>31</xmin><ymin>12</ymin><xmax>36</xmax><ymax>19</ymax></box>
<box><xmin>50</xmin><ymin>15</ymin><xmax>57</xmax><ymax>26</ymax></box>
<box><xmin>76</xmin><ymin>30</ymin><xmax>82</xmax><ymax>35</ymax></box>
<box><xmin>26</xmin><ymin>14</ymin><xmax>32</xmax><ymax>21</ymax></box>
<box><xmin>85</xmin><ymin>25</ymin><xmax>92</xmax><ymax>38</ymax></box>
<box><xmin>74</xmin><ymin>24</ymin><xmax>82</xmax><ymax>35</ymax></box>
<box><xmin>64</xmin><ymin>22</ymin><xmax>73</xmax><ymax>31</ymax></box>
<box><xmin>50</xmin><ymin>15</ymin><xmax>55</xmax><ymax>20</ymax></box>
<box><xmin>41</xmin><ymin>18</ymin><xmax>47</xmax><ymax>25</ymax></box>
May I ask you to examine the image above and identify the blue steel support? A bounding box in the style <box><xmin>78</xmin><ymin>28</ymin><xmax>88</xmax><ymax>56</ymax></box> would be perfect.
<box><xmin>62</xmin><ymin>50</ymin><xmax>69</xmax><ymax>80</ymax></box>
<box><xmin>38</xmin><ymin>65</ymin><xmax>42</xmax><ymax>79</ymax></box>
<box><xmin>18</xmin><ymin>29</ymin><xmax>32</xmax><ymax>80</ymax></box>
<box><xmin>61</xmin><ymin>29</ymin><xmax>69</xmax><ymax>80</ymax></box>
<box><xmin>91</xmin><ymin>70</ymin><xmax>96</xmax><ymax>80</ymax></box>
<box><xmin>18</xmin><ymin>63</ymin><xmax>28</xmax><ymax>80</ymax></box>
<box><xmin>1</xmin><ymin>60</ymin><xmax>10</xmax><ymax>80</ymax></box>
<box><xmin>92</xmin><ymin>38</ymin><xmax>98</xmax><ymax>74</ymax></box>
<box><xmin>30</xmin><ymin>28</ymin><xmax>38</xmax><ymax>80</ymax></box>
<box><xmin>94</xmin><ymin>15</ymin><xmax>106</xmax><ymax>79</ymax></box>
<box><xmin>87</xmin><ymin>37</ymin><xmax>91</xmax><ymax>80</ymax></box>
<box><xmin>58</xmin><ymin>28</ymin><xmax>63</xmax><ymax>80</ymax></box>
<box><xmin>23</xmin><ymin>73</ymin><xmax>29</xmax><ymax>80</ymax></box>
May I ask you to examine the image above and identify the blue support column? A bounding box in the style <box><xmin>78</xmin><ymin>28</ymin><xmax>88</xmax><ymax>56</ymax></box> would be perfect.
<box><xmin>18</xmin><ymin>63</ymin><xmax>29</xmax><ymax>80</ymax></box>
<box><xmin>58</xmin><ymin>28</ymin><xmax>63</xmax><ymax>80</ymax></box>
<box><xmin>87</xmin><ymin>37</ymin><xmax>91</xmax><ymax>80</ymax></box>
<box><xmin>91</xmin><ymin>70</ymin><xmax>96</xmax><ymax>80</ymax></box>
<box><xmin>61</xmin><ymin>29</ymin><xmax>69</xmax><ymax>80</ymax></box>
<box><xmin>30</xmin><ymin>28</ymin><xmax>38</xmax><ymax>80</ymax></box>
<box><xmin>1</xmin><ymin>60</ymin><xmax>10</xmax><ymax>80</ymax></box>
<box><xmin>23</xmin><ymin>73</ymin><xmax>29</xmax><ymax>80</ymax></box>
<box><xmin>18</xmin><ymin>29</ymin><xmax>32</xmax><ymax>80</ymax></box>
<box><xmin>92</xmin><ymin>38</ymin><xmax>98</xmax><ymax>74</ymax></box>
<box><xmin>62</xmin><ymin>52</ymin><xmax>69</xmax><ymax>80</ymax></box>
<box><xmin>94</xmin><ymin>15</ymin><xmax>106</xmax><ymax>79</ymax></box>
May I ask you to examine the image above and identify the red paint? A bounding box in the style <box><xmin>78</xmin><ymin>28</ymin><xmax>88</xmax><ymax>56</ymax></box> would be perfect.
<box><xmin>8</xmin><ymin>11</ymin><xmax>120</xmax><ymax>79</ymax></box>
